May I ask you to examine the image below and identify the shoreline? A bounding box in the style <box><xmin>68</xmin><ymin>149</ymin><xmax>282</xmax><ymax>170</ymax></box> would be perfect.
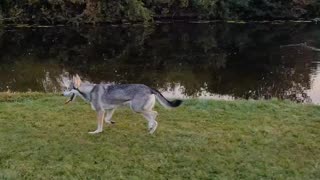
<box><xmin>1</xmin><ymin>18</ymin><xmax>319</xmax><ymax>28</ymax></box>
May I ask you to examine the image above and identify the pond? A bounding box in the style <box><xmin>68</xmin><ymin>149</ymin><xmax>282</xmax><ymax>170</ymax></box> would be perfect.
<box><xmin>0</xmin><ymin>22</ymin><xmax>320</xmax><ymax>103</ymax></box>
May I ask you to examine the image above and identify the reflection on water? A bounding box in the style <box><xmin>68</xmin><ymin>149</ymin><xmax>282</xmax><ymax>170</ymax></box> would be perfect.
<box><xmin>0</xmin><ymin>23</ymin><xmax>320</xmax><ymax>103</ymax></box>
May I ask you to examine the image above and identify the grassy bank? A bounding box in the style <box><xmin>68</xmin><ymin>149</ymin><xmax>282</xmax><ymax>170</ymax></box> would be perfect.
<box><xmin>0</xmin><ymin>93</ymin><xmax>320</xmax><ymax>179</ymax></box>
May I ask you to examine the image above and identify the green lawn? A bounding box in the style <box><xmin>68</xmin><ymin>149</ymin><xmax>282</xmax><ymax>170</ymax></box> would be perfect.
<box><xmin>0</xmin><ymin>93</ymin><xmax>320</xmax><ymax>179</ymax></box>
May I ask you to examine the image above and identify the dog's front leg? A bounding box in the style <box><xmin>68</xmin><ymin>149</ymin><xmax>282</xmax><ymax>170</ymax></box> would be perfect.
<box><xmin>89</xmin><ymin>110</ymin><xmax>105</xmax><ymax>134</ymax></box>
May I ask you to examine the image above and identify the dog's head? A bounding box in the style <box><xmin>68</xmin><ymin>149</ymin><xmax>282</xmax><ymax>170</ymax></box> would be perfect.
<box><xmin>60</xmin><ymin>74</ymin><xmax>82</xmax><ymax>104</ymax></box>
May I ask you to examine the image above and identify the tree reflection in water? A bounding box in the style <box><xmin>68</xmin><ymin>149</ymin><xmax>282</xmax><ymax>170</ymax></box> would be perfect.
<box><xmin>0</xmin><ymin>23</ymin><xmax>319</xmax><ymax>103</ymax></box>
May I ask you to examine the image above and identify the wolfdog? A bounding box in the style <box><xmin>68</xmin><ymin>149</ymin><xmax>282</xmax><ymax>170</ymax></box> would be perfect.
<box><xmin>61</xmin><ymin>75</ymin><xmax>182</xmax><ymax>134</ymax></box>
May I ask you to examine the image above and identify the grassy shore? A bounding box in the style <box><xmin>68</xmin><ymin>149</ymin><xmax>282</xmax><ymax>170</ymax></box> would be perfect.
<box><xmin>0</xmin><ymin>93</ymin><xmax>320</xmax><ymax>179</ymax></box>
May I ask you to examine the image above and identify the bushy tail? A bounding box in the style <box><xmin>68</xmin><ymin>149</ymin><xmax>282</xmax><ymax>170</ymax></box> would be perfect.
<box><xmin>151</xmin><ymin>88</ymin><xmax>182</xmax><ymax>108</ymax></box>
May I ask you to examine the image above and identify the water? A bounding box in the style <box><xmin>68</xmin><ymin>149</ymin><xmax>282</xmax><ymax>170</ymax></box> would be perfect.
<box><xmin>0</xmin><ymin>22</ymin><xmax>320</xmax><ymax>103</ymax></box>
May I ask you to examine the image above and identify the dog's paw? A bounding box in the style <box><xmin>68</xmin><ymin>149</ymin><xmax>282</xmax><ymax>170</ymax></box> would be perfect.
<box><xmin>105</xmin><ymin>120</ymin><xmax>116</xmax><ymax>125</ymax></box>
<box><xmin>88</xmin><ymin>130</ymin><xmax>103</xmax><ymax>134</ymax></box>
<box><xmin>149</xmin><ymin>121</ymin><xmax>158</xmax><ymax>134</ymax></box>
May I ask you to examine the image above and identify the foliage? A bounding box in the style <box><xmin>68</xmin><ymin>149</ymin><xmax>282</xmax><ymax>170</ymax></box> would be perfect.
<box><xmin>0</xmin><ymin>0</ymin><xmax>319</xmax><ymax>24</ymax></box>
<box><xmin>125</xmin><ymin>0</ymin><xmax>153</xmax><ymax>22</ymax></box>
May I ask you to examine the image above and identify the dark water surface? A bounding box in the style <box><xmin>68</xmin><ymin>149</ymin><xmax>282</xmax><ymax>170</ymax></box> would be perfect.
<box><xmin>0</xmin><ymin>23</ymin><xmax>320</xmax><ymax>103</ymax></box>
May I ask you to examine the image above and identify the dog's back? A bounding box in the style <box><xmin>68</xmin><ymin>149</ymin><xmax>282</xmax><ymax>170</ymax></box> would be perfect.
<box><xmin>97</xmin><ymin>84</ymin><xmax>152</xmax><ymax>105</ymax></box>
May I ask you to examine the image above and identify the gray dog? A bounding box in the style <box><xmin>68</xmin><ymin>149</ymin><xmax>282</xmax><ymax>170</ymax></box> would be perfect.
<box><xmin>62</xmin><ymin>75</ymin><xmax>182</xmax><ymax>134</ymax></box>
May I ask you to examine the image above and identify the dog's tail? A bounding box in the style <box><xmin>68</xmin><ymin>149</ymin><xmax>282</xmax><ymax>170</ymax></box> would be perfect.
<box><xmin>151</xmin><ymin>88</ymin><xmax>182</xmax><ymax>108</ymax></box>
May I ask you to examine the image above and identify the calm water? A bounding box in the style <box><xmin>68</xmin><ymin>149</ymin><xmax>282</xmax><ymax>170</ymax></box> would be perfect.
<box><xmin>0</xmin><ymin>23</ymin><xmax>320</xmax><ymax>103</ymax></box>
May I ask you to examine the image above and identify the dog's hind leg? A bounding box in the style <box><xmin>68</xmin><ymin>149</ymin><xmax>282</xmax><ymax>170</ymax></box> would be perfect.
<box><xmin>89</xmin><ymin>110</ymin><xmax>105</xmax><ymax>134</ymax></box>
<box><xmin>131</xmin><ymin>94</ymin><xmax>158</xmax><ymax>134</ymax></box>
<box><xmin>141</xmin><ymin>111</ymin><xmax>158</xmax><ymax>134</ymax></box>
<box><xmin>105</xmin><ymin>109</ymin><xmax>116</xmax><ymax>124</ymax></box>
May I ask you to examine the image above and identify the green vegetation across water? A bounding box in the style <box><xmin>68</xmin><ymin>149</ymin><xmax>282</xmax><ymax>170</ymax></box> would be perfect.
<box><xmin>0</xmin><ymin>0</ymin><xmax>319</xmax><ymax>25</ymax></box>
<box><xmin>0</xmin><ymin>93</ymin><xmax>320</xmax><ymax>179</ymax></box>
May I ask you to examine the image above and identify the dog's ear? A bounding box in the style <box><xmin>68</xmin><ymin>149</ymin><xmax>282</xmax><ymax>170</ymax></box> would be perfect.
<box><xmin>76</xmin><ymin>74</ymin><xmax>81</xmax><ymax>80</ymax></box>
<box><xmin>74</xmin><ymin>74</ymin><xmax>82</xmax><ymax>88</ymax></box>
<box><xmin>58</xmin><ymin>75</ymin><xmax>71</xmax><ymax>88</ymax></box>
<box><xmin>72</xmin><ymin>75</ymin><xmax>76</xmax><ymax>86</ymax></box>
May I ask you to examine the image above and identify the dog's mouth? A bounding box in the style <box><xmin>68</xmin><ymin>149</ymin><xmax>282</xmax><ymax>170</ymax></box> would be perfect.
<box><xmin>65</xmin><ymin>93</ymin><xmax>75</xmax><ymax>104</ymax></box>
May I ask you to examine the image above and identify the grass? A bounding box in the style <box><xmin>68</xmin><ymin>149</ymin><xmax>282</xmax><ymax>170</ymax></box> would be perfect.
<box><xmin>0</xmin><ymin>93</ymin><xmax>320</xmax><ymax>179</ymax></box>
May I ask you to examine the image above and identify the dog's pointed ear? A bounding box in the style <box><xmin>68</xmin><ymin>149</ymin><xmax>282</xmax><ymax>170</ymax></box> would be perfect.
<box><xmin>74</xmin><ymin>74</ymin><xmax>82</xmax><ymax>88</ymax></box>
<box><xmin>58</xmin><ymin>75</ymin><xmax>71</xmax><ymax>88</ymax></box>
<box><xmin>76</xmin><ymin>74</ymin><xmax>81</xmax><ymax>81</ymax></box>
<box><xmin>72</xmin><ymin>75</ymin><xmax>76</xmax><ymax>85</ymax></box>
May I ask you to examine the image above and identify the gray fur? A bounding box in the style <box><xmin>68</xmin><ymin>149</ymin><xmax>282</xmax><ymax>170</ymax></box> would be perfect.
<box><xmin>62</xmin><ymin>78</ymin><xmax>182</xmax><ymax>134</ymax></box>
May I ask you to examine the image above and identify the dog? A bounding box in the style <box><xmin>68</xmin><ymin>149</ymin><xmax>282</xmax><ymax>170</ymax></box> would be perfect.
<box><xmin>61</xmin><ymin>75</ymin><xmax>182</xmax><ymax>134</ymax></box>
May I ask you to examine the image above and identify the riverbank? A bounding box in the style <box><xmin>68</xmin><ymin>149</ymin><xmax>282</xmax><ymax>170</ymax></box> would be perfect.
<box><xmin>0</xmin><ymin>93</ymin><xmax>319</xmax><ymax>179</ymax></box>
<box><xmin>1</xmin><ymin>18</ymin><xmax>319</xmax><ymax>28</ymax></box>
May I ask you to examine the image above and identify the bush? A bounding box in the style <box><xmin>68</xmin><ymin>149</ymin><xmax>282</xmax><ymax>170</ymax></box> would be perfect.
<box><xmin>125</xmin><ymin>0</ymin><xmax>152</xmax><ymax>22</ymax></box>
